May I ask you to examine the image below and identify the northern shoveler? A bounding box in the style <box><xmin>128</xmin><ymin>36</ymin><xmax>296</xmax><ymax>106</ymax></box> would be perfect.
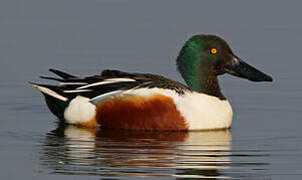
<box><xmin>30</xmin><ymin>35</ymin><xmax>272</xmax><ymax>131</ymax></box>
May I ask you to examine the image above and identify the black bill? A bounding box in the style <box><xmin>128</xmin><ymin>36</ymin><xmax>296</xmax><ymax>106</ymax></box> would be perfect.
<box><xmin>225</xmin><ymin>56</ymin><xmax>273</xmax><ymax>82</ymax></box>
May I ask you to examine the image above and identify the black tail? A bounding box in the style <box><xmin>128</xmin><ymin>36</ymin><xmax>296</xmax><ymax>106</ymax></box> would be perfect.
<box><xmin>43</xmin><ymin>93</ymin><xmax>69</xmax><ymax>119</ymax></box>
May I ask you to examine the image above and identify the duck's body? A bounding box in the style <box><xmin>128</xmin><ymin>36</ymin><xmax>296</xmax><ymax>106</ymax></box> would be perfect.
<box><xmin>31</xmin><ymin>70</ymin><xmax>232</xmax><ymax>130</ymax></box>
<box><xmin>31</xmin><ymin>35</ymin><xmax>272</xmax><ymax>131</ymax></box>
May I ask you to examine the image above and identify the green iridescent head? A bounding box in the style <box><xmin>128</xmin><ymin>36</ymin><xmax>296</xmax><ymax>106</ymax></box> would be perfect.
<box><xmin>176</xmin><ymin>35</ymin><xmax>272</xmax><ymax>98</ymax></box>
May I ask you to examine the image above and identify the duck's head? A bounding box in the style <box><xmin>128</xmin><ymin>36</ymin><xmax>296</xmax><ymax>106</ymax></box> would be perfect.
<box><xmin>176</xmin><ymin>34</ymin><xmax>272</xmax><ymax>98</ymax></box>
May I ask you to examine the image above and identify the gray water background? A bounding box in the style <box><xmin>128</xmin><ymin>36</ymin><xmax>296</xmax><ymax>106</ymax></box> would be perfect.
<box><xmin>0</xmin><ymin>0</ymin><xmax>301</xmax><ymax>179</ymax></box>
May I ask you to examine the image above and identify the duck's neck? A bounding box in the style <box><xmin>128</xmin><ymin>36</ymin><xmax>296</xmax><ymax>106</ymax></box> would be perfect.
<box><xmin>180</xmin><ymin>69</ymin><xmax>225</xmax><ymax>100</ymax></box>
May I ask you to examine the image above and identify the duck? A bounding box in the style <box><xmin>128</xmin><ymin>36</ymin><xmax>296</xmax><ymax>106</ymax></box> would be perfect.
<box><xmin>30</xmin><ymin>34</ymin><xmax>272</xmax><ymax>131</ymax></box>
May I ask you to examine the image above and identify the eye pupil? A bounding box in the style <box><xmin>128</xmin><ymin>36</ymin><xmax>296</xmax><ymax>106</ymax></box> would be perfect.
<box><xmin>211</xmin><ymin>48</ymin><xmax>217</xmax><ymax>54</ymax></box>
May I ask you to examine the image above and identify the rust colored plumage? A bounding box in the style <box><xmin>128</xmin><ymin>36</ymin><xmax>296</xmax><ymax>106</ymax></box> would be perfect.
<box><xmin>95</xmin><ymin>94</ymin><xmax>188</xmax><ymax>131</ymax></box>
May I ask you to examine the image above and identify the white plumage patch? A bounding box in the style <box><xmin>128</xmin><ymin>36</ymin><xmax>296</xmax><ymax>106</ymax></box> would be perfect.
<box><xmin>64</xmin><ymin>96</ymin><xmax>96</xmax><ymax>124</ymax></box>
<box><xmin>177</xmin><ymin>91</ymin><xmax>233</xmax><ymax>130</ymax></box>
<box><xmin>77</xmin><ymin>78</ymin><xmax>136</xmax><ymax>90</ymax></box>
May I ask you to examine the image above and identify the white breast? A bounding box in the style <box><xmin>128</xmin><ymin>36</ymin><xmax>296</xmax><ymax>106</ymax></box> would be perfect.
<box><xmin>176</xmin><ymin>92</ymin><xmax>233</xmax><ymax>130</ymax></box>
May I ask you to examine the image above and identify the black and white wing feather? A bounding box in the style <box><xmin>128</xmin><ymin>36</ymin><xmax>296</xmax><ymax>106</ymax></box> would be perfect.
<box><xmin>31</xmin><ymin>69</ymin><xmax>190</xmax><ymax>104</ymax></box>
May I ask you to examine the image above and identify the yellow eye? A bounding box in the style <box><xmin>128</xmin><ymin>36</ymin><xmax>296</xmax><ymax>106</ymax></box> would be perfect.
<box><xmin>211</xmin><ymin>48</ymin><xmax>218</xmax><ymax>54</ymax></box>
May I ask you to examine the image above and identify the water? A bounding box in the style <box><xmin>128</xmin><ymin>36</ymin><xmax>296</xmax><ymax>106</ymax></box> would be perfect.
<box><xmin>1</xmin><ymin>0</ymin><xmax>302</xmax><ymax>179</ymax></box>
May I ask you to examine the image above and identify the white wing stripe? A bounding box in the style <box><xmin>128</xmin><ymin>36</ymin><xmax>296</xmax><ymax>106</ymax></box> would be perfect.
<box><xmin>64</xmin><ymin>89</ymin><xmax>92</xmax><ymax>93</ymax></box>
<box><xmin>77</xmin><ymin>78</ymin><xmax>135</xmax><ymax>90</ymax></box>
<box><xmin>59</xmin><ymin>82</ymin><xmax>88</xmax><ymax>86</ymax></box>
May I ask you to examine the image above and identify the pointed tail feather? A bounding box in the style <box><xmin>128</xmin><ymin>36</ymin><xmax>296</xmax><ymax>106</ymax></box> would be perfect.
<box><xmin>29</xmin><ymin>82</ymin><xmax>69</xmax><ymax>119</ymax></box>
<box><xmin>49</xmin><ymin>68</ymin><xmax>77</xmax><ymax>79</ymax></box>
<box><xmin>29</xmin><ymin>82</ymin><xmax>68</xmax><ymax>101</ymax></box>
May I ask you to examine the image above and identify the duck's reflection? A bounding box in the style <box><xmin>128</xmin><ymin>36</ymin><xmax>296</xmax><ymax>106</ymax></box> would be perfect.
<box><xmin>40</xmin><ymin>124</ymin><xmax>232</xmax><ymax>178</ymax></box>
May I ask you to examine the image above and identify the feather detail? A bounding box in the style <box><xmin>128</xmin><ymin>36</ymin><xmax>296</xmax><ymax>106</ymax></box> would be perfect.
<box><xmin>77</xmin><ymin>78</ymin><xmax>136</xmax><ymax>90</ymax></box>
